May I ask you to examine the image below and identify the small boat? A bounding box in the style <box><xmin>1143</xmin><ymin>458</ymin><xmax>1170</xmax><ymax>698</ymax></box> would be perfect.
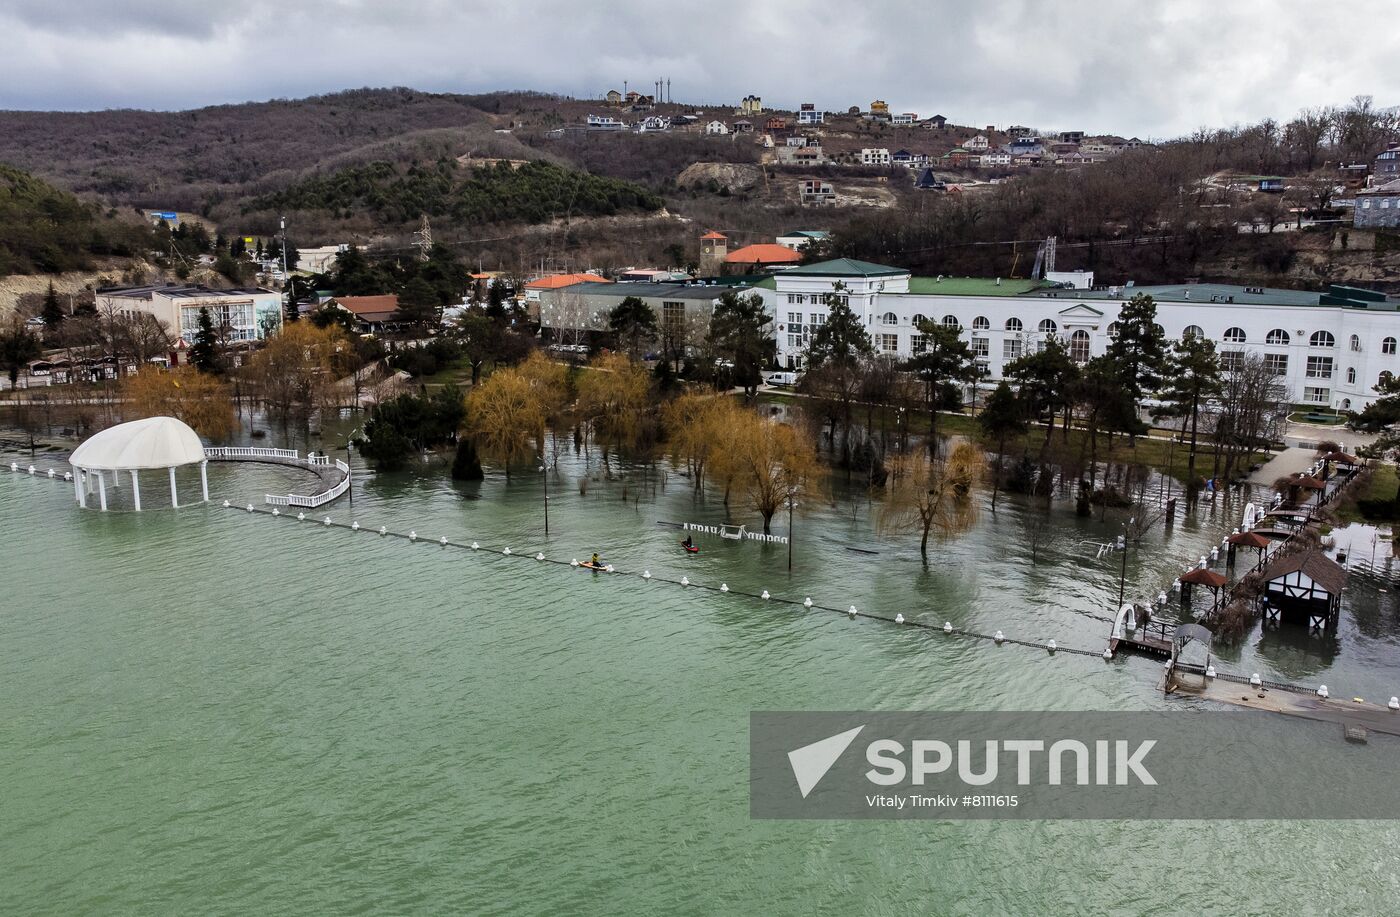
<box><xmin>682</xmin><ymin>542</ymin><xmax>699</xmax><ymax>554</ymax></box>
<box><xmin>579</xmin><ymin>561</ymin><xmax>606</xmax><ymax>571</ymax></box>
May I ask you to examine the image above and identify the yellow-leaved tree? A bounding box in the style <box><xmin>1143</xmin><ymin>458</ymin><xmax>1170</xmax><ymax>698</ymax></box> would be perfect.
<box><xmin>122</xmin><ymin>365</ymin><xmax>236</xmax><ymax>441</ymax></box>
<box><xmin>575</xmin><ymin>352</ymin><xmax>652</xmax><ymax>461</ymax></box>
<box><xmin>467</xmin><ymin>364</ymin><xmax>546</xmax><ymax>479</ymax></box>
<box><xmin>245</xmin><ymin>322</ymin><xmax>351</xmax><ymax>428</ymax></box>
<box><xmin>879</xmin><ymin>440</ymin><xmax>984</xmax><ymax>557</ymax></box>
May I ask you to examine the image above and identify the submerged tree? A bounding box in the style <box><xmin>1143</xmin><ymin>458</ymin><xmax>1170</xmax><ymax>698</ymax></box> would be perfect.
<box><xmin>904</xmin><ymin>319</ymin><xmax>978</xmax><ymax>456</ymax></box>
<box><xmin>978</xmin><ymin>381</ymin><xmax>1028</xmax><ymax>510</ymax></box>
<box><xmin>468</xmin><ymin>365</ymin><xmax>546</xmax><ymax>478</ymax></box>
<box><xmin>879</xmin><ymin>440</ymin><xmax>984</xmax><ymax>557</ymax></box>
<box><xmin>1160</xmin><ymin>334</ymin><xmax>1224</xmax><ymax>500</ymax></box>
<box><xmin>245</xmin><ymin>321</ymin><xmax>351</xmax><ymax>428</ymax></box>
<box><xmin>122</xmin><ymin>365</ymin><xmax>235</xmax><ymax>440</ymax></box>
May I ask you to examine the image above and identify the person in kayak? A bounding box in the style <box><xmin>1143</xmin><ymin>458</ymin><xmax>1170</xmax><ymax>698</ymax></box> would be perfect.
<box><xmin>681</xmin><ymin>536</ymin><xmax>693</xmax><ymax>550</ymax></box>
<box><xmin>590</xmin><ymin>553</ymin><xmax>601</xmax><ymax>567</ymax></box>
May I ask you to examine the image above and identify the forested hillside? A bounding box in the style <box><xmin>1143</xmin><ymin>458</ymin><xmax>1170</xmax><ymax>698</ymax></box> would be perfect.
<box><xmin>0</xmin><ymin>164</ymin><xmax>153</xmax><ymax>274</ymax></box>
<box><xmin>252</xmin><ymin>159</ymin><xmax>664</xmax><ymax>225</ymax></box>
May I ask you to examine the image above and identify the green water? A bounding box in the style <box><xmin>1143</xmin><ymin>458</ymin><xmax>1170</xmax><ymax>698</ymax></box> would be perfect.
<box><xmin>4</xmin><ymin>442</ymin><xmax>1400</xmax><ymax>915</ymax></box>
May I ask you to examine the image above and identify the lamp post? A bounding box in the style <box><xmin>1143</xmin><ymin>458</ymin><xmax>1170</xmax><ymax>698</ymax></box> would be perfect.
<box><xmin>786</xmin><ymin>490</ymin><xmax>799</xmax><ymax>571</ymax></box>
<box><xmin>540</xmin><ymin>463</ymin><xmax>550</xmax><ymax>536</ymax></box>
<box><xmin>1117</xmin><ymin>516</ymin><xmax>1135</xmax><ymax>608</ymax></box>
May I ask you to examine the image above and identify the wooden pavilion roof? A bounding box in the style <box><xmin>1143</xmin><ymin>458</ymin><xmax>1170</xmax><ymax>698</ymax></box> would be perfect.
<box><xmin>1180</xmin><ymin>568</ymin><xmax>1229</xmax><ymax>588</ymax></box>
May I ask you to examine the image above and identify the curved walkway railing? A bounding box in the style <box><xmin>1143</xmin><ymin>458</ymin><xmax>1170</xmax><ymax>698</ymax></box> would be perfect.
<box><xmin>205</xmin><ymin>447</ymin><xmax>351</xmax><ymax>508</ymax></box>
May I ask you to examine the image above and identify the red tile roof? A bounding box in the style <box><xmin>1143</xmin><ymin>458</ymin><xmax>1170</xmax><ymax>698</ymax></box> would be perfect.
<box><xmin>725</xmin><ymin>243</ymin><xmax>804</xmax><ymax>264</ymax></box>
<box><xmin>331</xmin><ymin>294</ymin><xmax>399</xmax><ymax>317</ymax></box>
<box><xmin>700</xmin><ymin>231</ymin><xmax>728</xmax><ymax>240</ymax></box>
<box><xmin>525</xmin><ymin>273</ymin><xmax>611</xmax><ymax>290</ymax></box>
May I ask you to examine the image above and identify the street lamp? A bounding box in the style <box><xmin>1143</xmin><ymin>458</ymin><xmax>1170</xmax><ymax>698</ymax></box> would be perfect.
<box><xmin>786</xmin><ymin>490</ymin><xmax>800</xmax><ymax>571</ymax></box>
<box><xmin>1117</xmin><ymin>516</ymin><xmax>1135</xmax><ymax>608</ymax></box>
<box><xmin>539</xmin><ymin>462</ymin><xmax>550</xmax><ymax>536</ymax></box>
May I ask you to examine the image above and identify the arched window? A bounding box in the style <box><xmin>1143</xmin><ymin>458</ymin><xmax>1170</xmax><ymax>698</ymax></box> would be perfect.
<box><xmin>941</xmin><ymin>314</ymin><xmax>960</xmax><ymax>329</ymax></box>
<box><xmin>1382</xmin><ymin>371</ymin><xmax>1394</xmax><ymax>387</ymax></box>
<box><xmin>1106</xmin><ymin>321</ymin><xmax>1120</xmax><ymax>337</ymax></box>
<box><xmin>1069</xmin><ymin>329</ymin><xmax>1091</xmax><ymax>363</ymax></box>
<box><xmin>882</xmin><ymin>312</ymin><xmax>898</xmax><ymax>325</ymax></box>
<box><xmin>1223</xmin><ymin>327</ymin><xmax>1246</xmax><ymax>343</ymax></box>
<box><xmin>1182</xmin><ymin>325</ymin><xmax>1204</xmax><ymax>340</ymax></box>
<box><xmin>1310</xmin><ymin>330</ymin><xmax>1335</xmax><ymax>347</ymax></box>
<box><xmin>1351</xmin><ymin>334</ymin><xmax>1362</xmax><ymax>352</ymax></box>
<box><xmin>1385</xmin><ymin>337</ymin><xmax>1397</xmax><ymax>355</ymax></box>
<box><xmin>1038</xmin><ymin>319</ymin><xmax>1057</xmax><ymax>334</ymax></box>
<box><xmin>912</xmin><ymin>313</ymin><xmax>928</xmax><ymax>328</ymax></box>
<box><xmin>1347</xmin><ymin>367</ymin><xmax>1357</xmax><ymax>384</ymax></box>
<box><xmin>972</xmin><ymin>316</ymin><xmax>990</xmax><ymax>330</ymax></box>
<box><xmin>1343</xmin><ymin>398</ymin><xmax>1353</xmax><ymax>410</ymax></box>
<box><xmin>1266</xmin><ymin>329</ymin><xmax>1290</xmax><ymax>345</ymax></box>
<box><xmin>1005</xmin><ymin>317</ymin><xmax>1023</xmax><ymax>332</ymax></box>
<box><xmin>1153</xmin><ymin>323</ymin><xmax>1165</xmax><ymax>337</ymax></box>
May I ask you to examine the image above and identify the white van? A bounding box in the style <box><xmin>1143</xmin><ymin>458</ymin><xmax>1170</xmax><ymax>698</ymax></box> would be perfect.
<box><xmin>765</xmin><ymin>371</ymin><xmax>798</xmax><ymax>387</ymax></box>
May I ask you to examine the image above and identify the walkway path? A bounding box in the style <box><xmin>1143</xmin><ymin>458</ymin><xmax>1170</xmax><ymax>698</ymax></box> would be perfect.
<box><xmin>1248</xmin><ymin>446</ymin><xmax>1317</xmax><ymax>486</ymax></box>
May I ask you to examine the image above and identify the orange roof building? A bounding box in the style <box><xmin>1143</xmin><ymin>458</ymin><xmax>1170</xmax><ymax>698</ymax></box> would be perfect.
<box><xmin>525</xmin><ymin>273</ymin><xmax>611</xmax><ymax>290</ymax></box>
<box><xmin>328</xmin><ymin>294</ymin><xmax>400</xmax><ymax>323</ymax></box>
<box><xmin>725</xmin><ymin>243</ymin><xmax>804</xmax><ymax>266</ymax></box>
<box><xmin>700</xmin><ymin>231</ymin><xmax>728</xmax><ymax>241</ymax></box>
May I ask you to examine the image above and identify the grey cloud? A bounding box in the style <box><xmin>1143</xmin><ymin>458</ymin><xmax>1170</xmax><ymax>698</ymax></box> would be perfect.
<box><xmin>0</xmin><ymin>0</ymin><xmax>1393</xmax><ymax>137</ymax></box>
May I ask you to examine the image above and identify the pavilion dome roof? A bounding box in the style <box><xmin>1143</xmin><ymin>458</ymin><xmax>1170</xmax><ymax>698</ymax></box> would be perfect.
<box><xmin>70</xmin><ymin>416</ymin><xmax>206</xmax><ymax>471</ymax></box>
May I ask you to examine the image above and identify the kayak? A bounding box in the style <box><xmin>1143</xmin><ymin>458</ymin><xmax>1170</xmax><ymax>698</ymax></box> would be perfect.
<box><xmin>579</xmin><ymin>561</ymin><xmax>607</xmax><ymax>571</ymax></box>
<box><xmin>682</xmin><ymin>543</ymin><xmax>699</xmax><ymax>554</ymax></box>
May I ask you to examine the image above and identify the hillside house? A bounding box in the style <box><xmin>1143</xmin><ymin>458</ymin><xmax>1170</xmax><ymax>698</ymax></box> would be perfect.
<box><xmin>587</xmin><ymin>114</ymin><xmax>626</xmax><ymax>131</ymax></box>
<box><xmin>322</xmin><ymin>294</ymin><xmax>401</xmax><ymax>334</ymax></box>
<box><xmin>635</xmin><ymin>116</ymin><xmax>671</xmax><ymax>132</ymax></box>
<box><xmin>800</xmin><ymin>180</ymin><xmax>836</xmax><ymax>205</ymax></box>
<box><xmin>791</xmin><ymin>147</ymin><xmax>824</xmax><ymax>165</ymax></box>
<box><xmin>785</xmin><ymin>135</ymin><xmax>809</xmax><ymax>147</ymax></box>
<box><xmin>1355</xmin><ymin>180</ymin><xmax>1400</xmax><ymax>228</ymax></box>
<box><xmin>705</xmin><ymin>120</ymin><xmax>730</xmax><ymax>135</ymax></box>
<box><xmin>980</xmin><ymin>151</ymin><xmax>1012</xmax><ymax>168</ymax></box>
<box><xmin>1007</xmin><ymin>125</ymin><xmax>1033</xmax><ymax>138</ymax></box>
<box><xmin>766</xmin><ymin>116</ymin><xmax>787</xmax><ymax>131</ymax></box>
<box><xmin>914</xmin><ymin>167</ymin><xmax>946</xmax><ymax>191</ymax></box>
<box><xmin>1058</xmin><ymin>130</ymin><xmax>1084</xmax><ymax>144</ymax></box>
<box><xmin>893</xmin><ymin>112</ymin><xmax>917</xmax><ymax>125</ymax></box>
<box><xmin>797</xmin><ymin>103</ymin><xmax>824</xmax><ymax>125</ymax></box>
<box><xmin>891</xmin><ymin>149</ymin><xmax>914</xmax><ymax>167</ymax></box>
<box><xmin>732</xmin><ymin>119</ymin><xmax>754</xmax><ymax>133</ymax></box>
<box><xmin>922</xmin><ymin>115</ymin><xmax>948</xmax><ymax>129</ymax></box>
<box><xmin>776</xmin><ymin>230</ymin><xmax>830</xmax><ymax>250</ymax></box>
<box><xmin>965</xmin><ymin>134</ymin><xmax>990</xmax><ymax>150</ymax></box>
<box><xmin>869</xmin><ymin>100</ymin><xmax>889</xmax><ymax>115</ymax></box>
<box><xmin>97</xmin><ymin>284</ymin><xmax>282</xmax><ymax>343</ymax></box>
<box><xmin>944</xmin><ymin>148</ymin><xmax>972</xmax><ymax>167</ymax></box>
<box><xmin>860</xmin><ymin>148</ymin><xmax>892</xmax><ymax>166</ymax></box>
<box><xmin>738</xmin><ymin>94</ymin><xmax>763</xmax><ymax>115</ymax></box>
<box><xmin>604</xmin><ymin>89</ymin><xmax>623</xmax><ymax>105</ymax></box>
<box><xmin>1376</xmin><ymin>145</ymin><xmax>1400</xmax><ymax>184</ymax></box>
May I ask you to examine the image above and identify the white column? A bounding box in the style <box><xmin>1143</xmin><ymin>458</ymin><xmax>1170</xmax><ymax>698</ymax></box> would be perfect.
<box><xmin>131</xmin><ymin>470</ymin><xmax>141</xmax><ymax>512</ymax></box>
<box><xmin>112</xmin><ymin>469</ymin><xmax>118</xmax><ymax>489</ymax></box>
<box><xmin>97</xmin><ymin>472</ymin><xmax>108</xmax><ymax>512</ymax></box>
<box><xmin>200</xmin><ymin>461</ymin><xmax>209</xmax><ymax>502</ymax></box>
<box><xmin>169</xmin><ymin>466</ymin><xmax>179</xmax><ymax>508</ymax></box>
<box><xmin>74</xmin><ymin>467</ymin><xmax>85</xmax><ymax>507</ymax></box>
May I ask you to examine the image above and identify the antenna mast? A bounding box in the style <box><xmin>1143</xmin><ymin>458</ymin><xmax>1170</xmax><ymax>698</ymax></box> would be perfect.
<box><xmin>413</xmin><ymin>214</ymin><xmax>433</xmax><ymax>262</ymax></box>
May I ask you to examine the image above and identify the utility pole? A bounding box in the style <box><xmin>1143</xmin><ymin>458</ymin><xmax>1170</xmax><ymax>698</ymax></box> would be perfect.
<box><xmin>414</xmin><ymin>214</ymin><xmax>433</xmax><ymax>262</ymax></box>
<box><xmin>280</xmin><ymin>215</ymin><xmax>291</xmax><ymax>321</ymax></box>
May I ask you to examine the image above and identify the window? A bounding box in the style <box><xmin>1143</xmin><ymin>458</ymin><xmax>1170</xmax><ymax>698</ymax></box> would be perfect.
<box><xmin>1347</xmin><ymin>367</ymin><xmax>1357</xmax><ymax>384</ymax></box>
<box><xmin>787</xmin><ymin>294</ymin><xmax>798</xmax><ymax>304</ymax></box>
<box><xmin>910</xmin><ymin>334</ymin><xmax>927</xmax><ymax>354</ymax></box>
<box><xmin>1385</xmin><ymin>337</ymin><xmax>1397</xmax><ymax>355</ymax></box>
<box><xmin>1382</xmin><ymin>371</ymin><xmax>1394</xmax><ymax>387</ymax></box>
<box><xmin>878</xmin><ymin>333</ymin><xmax>899</xmax><ymax>352</ymax></box>
<box><xmin>882</xmin><ymin>312</ymin><xmax>898</xmax><ymax>325</ymax></box>
<box><xmin>1004</xmin><ymin>338</ymin><xmax>1023</xmax><ymax>361</ymax></box>
<box><xmin>912</xmin><ymin>313</ymin><xmax>928</xmax><ymax>328</ymax></box>
<box><xmin>1005</xmin><ymin>317</ymin><xmax>1023</xmax><ymax>332</ymax></box>
<box><xmin>1303</xmin><ymin>387</ymin><xmax>1330</xmax><ymax>404</ymax></box>
<box><xmin>1351</xmin><ymin>334</ymin><xmax>1362</xmax><ymax>352</ymax></box>
<box><xmin>1182</xmin><ymin>324</ymin><xmax>1204</xmax><ymax>340</ymax></box>
<box><xmin>1069</xmin><ymin>329</ymin><xmax>1091</xmax><ymax>363</ymax></box>
<box><xmin>787</xmin><ymin>311</ymin><xmax>802</xmax><ymax>325</ymax></box>
<box><xmin>1221</xmin><ymin>350</ymin><xmax>1245</xmax><ymax>372</ymax></box>
<box><xmin>1266</xmin><ymin>329</ymin><xmax>1290</xmax><ymax>345</ymax></box>
<box><xmin>941</xmin><ymin>314</ymin><xmax>960</xmax><ymax>329</ymax></box>
<box><xmin>1038</xmin><ymin>319</ymin><xmax>1057</xmax><ymax>334</ymax></box>
<box><xmin>1223</xmin><ymin>327</ymin><xmax>1246</xmax><ymax>343</ymax></box>
<box><xmin>810</xmin><ymin>313</ymin><xmax>824</xmax><ymax>327</ymax></box>
<box><xmin>1306</xmin><ymin>356</ymin><xmax>1333</xmax><ymax>379</ymax></box>
<box><xmin>787</xmin><ymin>333</ymin><xmax>802</xmax><ymax>349</ymax></box>
<box><xmin>972</xmin><ymin>316</ymin><xmax>990</xmax><ymax>330</ymax></box>
<box><xmin>1106</xmin><ymin>322</ymin><xmax>1120</xmax><ymax>337</ymax></box>
<box><xmin>1264</xmin><ymin>353</ymin><xmax>1288</xmax><ymax>375</ymax></box>
<box><xmin>1309</xmin><ymin>330</ymin><xmax>1335</xmax><ymax>347</ymax></box>
<box><xmin>971</xmin><ymin>336</ymin><xmax>989</xmax><ymax>357</ymax></box>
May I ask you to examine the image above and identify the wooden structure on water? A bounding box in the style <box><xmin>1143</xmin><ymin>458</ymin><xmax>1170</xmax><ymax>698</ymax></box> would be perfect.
<box><xmin>1259</xmin><ymin>551</ymin><xmax>1347</xmax><ymax>631</ymax></box>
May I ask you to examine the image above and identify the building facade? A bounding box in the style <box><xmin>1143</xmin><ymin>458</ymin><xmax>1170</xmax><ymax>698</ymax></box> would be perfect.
<box><xmin>96</xmin><ymin>284</ymin><xmax>282</xmax><ymax>344</ymax></box>
<box><xmin>1354</xmin><ymin>179</ymin><xmax>1400</xmax><ymax>228</ymax></box>
<box><xmin>760</xmin><ymin>260</ymin><xmax>1400</xmax><ymax>411</ymax></box>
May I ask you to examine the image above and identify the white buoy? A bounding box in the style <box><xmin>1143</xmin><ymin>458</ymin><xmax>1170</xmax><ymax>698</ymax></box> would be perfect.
<box><xmin>47</xmin><ymin>469</ymin><xmax>54</xmax><ymax>478</ymax></box>
<box><xmin>379</xmin><ymin>526</ymin><xmax>387</xmax><ymax>536</ymax></box>
<box><xmin>272</xmin><ymin>508</ymin><xmax>280</xmax><ymax>517</ymax></box>
<box><xmin>471</xmin><ymin>542</ymin><xmax>479</xmax><ymax>550</ymax></box>
<box><xmin>895</xmin><ymin>613</ymin><xmax>905</xmax><ymax>624</ymax></box>
<box><xmin>27</xmin><ymin>465</ymin><xmax>35</xmax><ymax>475</ymax></box>
<box><xmin>8</xmin><ymin>462</ymin><xmax>16</xmax><ymax>471</ymax></box>
<box><xmin>535</xmin><ymin>551</ymin><xmax>544</xmax><ymax>560</ymax></box>
<box><xmin>1317</xmin><ymin>685</ymin><xmax>1329</xmax><ymax>699</ymax></box>
<box><xmin>571</xmin><ymin>559</ymin><xmax>580</xmax><ymax>567</ymax></box>
<box><xmin>604</xmin><ymin>564</ymin><xmax>614</xmax><ymax>573</ymax></box>
<box><xmin>804</xmin><ymin>597</ymin><xmax>813</xmax><ymax>608</ymax></box>
<box><xmin>64</xmin><ymin>472</ymin><xmax>72</xmax><ymax>481</ymax></box>
<box><xmin>681</xmin><ymin>576</ymin><xmax>690</xmax><ymax>586</ymax></box>
<box><xmin>247</xmin><ymin>504</ymin><xmax>255</xmax><ymax>512</ymax></box>
<box><xmin>1249</xmin><ymin>673</ymin><xmax>1262</xmax><ymax>687</ymax></box>
<box><xmin>1389</xmin><ymin>697</ymin><xmax>1399</xmax><ymax>711</ymax></box>
<box><xmin>297</xmin><ymin>512</ymin><xmax>305</xmax><ymax>521</ymax></box>
<box><xmin>503</xmin><ymin>547</ymin><xmax>511</xmax><ymax>555</ymax></box>
<box><xmin>409</xmin><ymin>531</ymin><xmax>417</xmax><ymax>541</ymax></box>
<box><xmin>761</xmin><ymin>590</ymin><xmax>770</xmax><ymax>600</ymax></box>
<box><xmin>1206</xmin><ymin>665</ymin><xmax>1217</xmax><ymax>678</ymax></box>
<box><xmin>222</xmin><ymin>500</ymin><xmax>231</xmax><ymax>508</ymax></box>
<box><xmin>642</xmin><ymin>570</ymin><xmax>650</xmax><ymax>578</ymax></box>
<box><xmin>720</xmin><ymin>583</ymin><xmax>729</xmax><ymax>592</ymax></box>
<box><xmin>994</xmin><ymin>630</ymin><xmax>1005</xmax><ymax>644</ymax></box>
<box><xmin>943</xmin><ymin>622</ymin><xmax>953</xmax><ymax>634</ymax></box>
<box><xmin>1102</xmin><ymin>648</ymin><xmax>1113</xmax><ymax>660</ymax></box>
<box><xmin>443</xmin><ymin>537</ymin><xmax>451</xmax><ymax>546</ymax></box>
<box><xmin>351</xmin><ymin>521</ymin><xmax>359</xmax><ymax>530</ymax></box>
<box><xmin>323</xmin><ymin>516</ymin><xmax>332</xmax><ymax>525</ymax></box>
<box><xmin>848</xmin><ymin>606</ymin><xmax>857</xmax><ymax>619</ymax></box>
<box><xmin>1047</xmin><ymin>639</ymin><xmax>1057</xmax><ymax>654</ymax></box>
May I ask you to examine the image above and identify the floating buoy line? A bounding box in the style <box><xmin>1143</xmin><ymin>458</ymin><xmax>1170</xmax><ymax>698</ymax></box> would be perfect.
<box><xmin>0</xmin><ymin>458</ymin><xmax>1366</xmax><ymax>699</ymax></box>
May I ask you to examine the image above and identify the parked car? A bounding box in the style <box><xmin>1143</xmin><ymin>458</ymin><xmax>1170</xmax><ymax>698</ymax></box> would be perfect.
<box><xmin>765</xmin><ymin>371</ymin><xmax>799</xmax><ymax>387</ymax></box>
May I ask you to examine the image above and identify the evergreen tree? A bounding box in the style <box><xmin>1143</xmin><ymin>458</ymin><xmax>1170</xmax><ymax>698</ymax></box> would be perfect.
<box><xmin>397</xmin><ymin>276</ymin><xmax>442</xmax><ymax>330</ymax></box>
<box><xmin>1105</xmin><ymin>293</ymin><xmax>1169</xmax><ymax>402</ymax></box>
<box><xmin>804</xmin><ymin>293</ymin><xmax>873</xmax><ymax>371</ymax></box>
<box><xmin>0</xmin><ymin>318</ymin><xmax>42</xmax><ymax>389</ymax></box>
<box><xmin>40</xmin><ymin>282</ymin><xmax>64</xmax><ymax>331</ymax></box>
<box><xmin>1004</xmin><ymin>336</ymin><xmax>1079</xmax><ymax>452</ymax></box>
<box><xmin>978</xmin><ymin>381</ymin><xmax>1028</xmax><ymax>510</ymax></box>
<box><xmin>608</xmin><ymin>296</ymin><xmax>658</xmax><ymax>360</ymax></box>
<box><xmin>707</xmin><ymin>291</ymin><xmax>775</xmax><ymax>397</ymax></box>
<box><xmin>1160</xmin><ymin>335</ymin><xmax>1225</xmax><ymax>500</ymax></box>
<box><xmin>905</xmin><ymin>319</ymin><xmax>979</xmax><ymax>455</ymax></box>
<box><xmin>452</xmin><ymin>437</ymin><xmax>485</xmax><ymax>481</ymax></box>
<box><xmin>188</xmin><ymin>306</ymin><xmax>222</xmax><ymax>374</ymax></box>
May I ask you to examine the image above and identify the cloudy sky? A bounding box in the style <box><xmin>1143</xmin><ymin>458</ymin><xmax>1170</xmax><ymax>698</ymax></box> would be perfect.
<box><xmin>1</xmin><ymin>0</ymin><xmax>1394</xmax><ymax>137</ymax></box>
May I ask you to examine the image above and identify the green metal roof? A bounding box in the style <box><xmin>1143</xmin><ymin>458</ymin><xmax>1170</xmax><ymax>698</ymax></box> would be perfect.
<box><xmin>1029</xmin><ymin>283</ymin><xmax>1323</xmax><ymax>308</ymax></box>
<box><xmin>780</xmin><ymin>258</ymin><xmax>909</xmax><ymax>278</ymax></box>
<box><xmin>906</xmin><ymin>276</ymin><xmax>1049</xmax><ymax>297</ymax></box>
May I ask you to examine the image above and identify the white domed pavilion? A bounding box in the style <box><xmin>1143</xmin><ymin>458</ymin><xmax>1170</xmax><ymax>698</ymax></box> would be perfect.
<box><xmin>69</xmin><ymin>416</ymin><xmax>209</xmax><ymax>511</ymax></box>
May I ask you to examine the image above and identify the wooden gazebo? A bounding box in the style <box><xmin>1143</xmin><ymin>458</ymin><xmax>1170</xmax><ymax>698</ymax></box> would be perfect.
<box><xmin>1259</xmin><ymin>551</ymin><xmax>1346</xmax><ymax>631</ymax></box>
<box><xmin>1226</xmin><ymin>531</ymin><xmax>1271</xmax><ymax>566</ymax></box>
<box><xmin>1179</xmin><ymin>567</ymin><xmax>1229</xmax><ymax>612</ymax></box>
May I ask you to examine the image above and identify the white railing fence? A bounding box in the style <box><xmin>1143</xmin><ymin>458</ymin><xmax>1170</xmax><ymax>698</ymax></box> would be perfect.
<box><xmin>205</xmin><ymin>447</ymin><xmax>351</xmax><ymax>508</ymax></box>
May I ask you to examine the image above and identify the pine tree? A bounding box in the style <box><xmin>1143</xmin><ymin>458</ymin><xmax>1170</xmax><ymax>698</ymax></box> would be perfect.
<box><xmin>40</xmin><ymin>282</ymin><xmax>64</xmax><ymax>331</ymax></box>
<box><xmin>1105</xmin><ymin>293</ymin><xmax>1169</xmax><ymax>402</ymax></box>
<box><xmin>188</xmin><ymin>306</ymin><xmax>222</xmax><ymax>374</ymax></box>
<box><xmin>905</xmin><ymin>319</ymin><xmax>978</xmax><ymax>455</ymax></box>
<box><xmin>978</xmin><ymin>381</ymin><xmax>1027</xmax><ymax>510</ymax></box>
<box><xmin>1160</xmin><ymin>335</ymin><xmax>1224</xmax><ymax>501</ymax></box>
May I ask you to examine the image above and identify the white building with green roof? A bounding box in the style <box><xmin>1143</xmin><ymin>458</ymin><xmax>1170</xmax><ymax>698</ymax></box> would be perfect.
<box><xmin>764</xmin><ymin>259</ymin><xmax>1400</xmax><ymax>410</ymax></box>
